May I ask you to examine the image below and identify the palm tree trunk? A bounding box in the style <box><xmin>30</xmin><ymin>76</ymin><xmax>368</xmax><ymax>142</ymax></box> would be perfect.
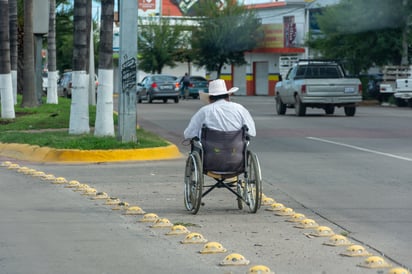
<box><xmin>94</xmin><ymin>0</ymin><xmax>115</xmax><ymax>136</ymax></box>
<box><xmin>69</xmin><ymin>0</ymin><xmax>90</xmax><ymax>134</ymax></box>
<box><xmin>21</xmin><ymin>0</ymin><xmax>38</xmax><ymax>107</ymax></box>
<box><xmin>0</xmin><ymin>0</ymin><xmax>16</xmax><ymax>119</ymax></box>
<box><xmin>46</xmin><ymin>0</ymin><xmax>58</xmax><ymax>104</ymax></box>
<box><xmin>9</xmin><ymin>0</ymin><xmax>18</xmax><ymax>104</ymax></box>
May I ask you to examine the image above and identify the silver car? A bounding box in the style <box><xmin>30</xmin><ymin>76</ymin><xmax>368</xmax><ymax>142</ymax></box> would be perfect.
<box><xmin>137</xmin><ymin>74</ymin><xmax>180</xmax><ymax>103</ymax></box>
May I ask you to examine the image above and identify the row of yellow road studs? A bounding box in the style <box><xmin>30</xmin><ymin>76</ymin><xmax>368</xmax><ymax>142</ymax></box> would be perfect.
<box><xmin>3</xmin><ymin>160</ymin><xmax>411</xmax><ymax>274</ymax></box>
<box><xmin>261</xmin><ymin>194</ymin><xmax>409</xmax><ymax>273</ymax></box>
<box><xmin>3</xmin><ymin>161</ymin><xmax>410</xmax><ymax>274</ymax></box>
<box><xmin>2</xmin><ymin>161</ymin><xmax>276</xmax><ymax>274</ymax></box>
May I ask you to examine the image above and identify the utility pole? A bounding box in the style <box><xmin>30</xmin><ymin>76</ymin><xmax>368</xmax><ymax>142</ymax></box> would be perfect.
<box><xmin>33</xmin><ymin>0</ymin><xmax>49</xmax><ymax>104</ymax></box>
<box><xmin>117</xmin><ymin>0</ymin><xmax>137</xmax><ymax>142</ymax></box>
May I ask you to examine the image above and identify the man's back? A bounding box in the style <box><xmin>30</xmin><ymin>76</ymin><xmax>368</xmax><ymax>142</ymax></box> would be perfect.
<box><xmin>184</xmin><ymin>99</ymin><xmax>255</xmax><ymax>139</ymax></box>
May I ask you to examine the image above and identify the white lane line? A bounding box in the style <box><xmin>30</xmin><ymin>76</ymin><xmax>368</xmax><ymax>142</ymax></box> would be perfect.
<box><xmin>307</xmin><ymin>137</ymin><xmax>412</xmax><ymax>162</ymax></box>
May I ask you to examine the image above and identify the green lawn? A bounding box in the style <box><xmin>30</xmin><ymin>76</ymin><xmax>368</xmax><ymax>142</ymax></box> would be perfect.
<box><xmin>0</xmin><ymin>96</ymin><xmax>169</xmax><ymax>150</ymax></box>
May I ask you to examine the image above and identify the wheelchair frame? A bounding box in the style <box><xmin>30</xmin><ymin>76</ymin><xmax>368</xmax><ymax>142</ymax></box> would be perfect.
<box><xmin>184</xmin><ymin>127</ymin><xmax>262</xmax><ymax>214</ymax></box>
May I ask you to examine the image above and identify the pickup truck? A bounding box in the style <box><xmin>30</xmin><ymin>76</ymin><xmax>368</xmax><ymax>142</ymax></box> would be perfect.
<box><xmin>394</xmin><ymin>78</ymin><xmax>412</xmax><ymax>107</ymax></box>
<box><xmin>274</xmin><ymin>60</ymin><xmax>362</xmax><ymax>116</ymax></box>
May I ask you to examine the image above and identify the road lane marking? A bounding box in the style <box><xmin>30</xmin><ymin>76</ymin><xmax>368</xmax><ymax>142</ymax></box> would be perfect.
<box><xmin>307</xmin><ymin>137</ymin><xmax>412</xmax><ymax>162</ymax></box>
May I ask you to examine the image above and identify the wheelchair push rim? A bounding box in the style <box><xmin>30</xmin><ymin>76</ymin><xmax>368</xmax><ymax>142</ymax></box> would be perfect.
<box><xmin>184</xmin><ymin>151</ymin><xmax>203</xmax><ymax>214</ymax></box>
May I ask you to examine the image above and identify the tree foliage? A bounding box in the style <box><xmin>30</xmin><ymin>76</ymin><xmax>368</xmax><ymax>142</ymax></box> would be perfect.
<box><xmin>192</xmin><ymin>0</ymin><xmax>263</xmax><ymax>77</ymax></box>
<box><xmin>137</xmin><ymin>17</ymin><xmax>186</xmax><ymax>74</ymax></box>
<box><xmin>308</xmin><ymin>0</ymin><xmax>412</xmax><ymax>74</ymax></box>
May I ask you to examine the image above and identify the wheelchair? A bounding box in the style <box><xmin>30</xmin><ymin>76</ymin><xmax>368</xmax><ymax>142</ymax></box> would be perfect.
<box><xmin>184</xmin><ymin>126</ymin><xmax>262</xmax><ymax>214</ymax></box>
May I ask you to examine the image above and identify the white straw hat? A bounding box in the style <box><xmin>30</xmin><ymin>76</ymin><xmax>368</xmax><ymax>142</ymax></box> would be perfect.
<box><xmin>200</xmin><ymin>79</ymin><xmax>238</xmax><ymax>103</ymax></box>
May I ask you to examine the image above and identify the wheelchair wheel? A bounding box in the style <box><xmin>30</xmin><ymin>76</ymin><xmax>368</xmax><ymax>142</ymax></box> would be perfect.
<box><xmin>184</xmin><ymin>151</ymin><xmax>203</xmax><ymax>214</ymax></box>
<box><xmin>245</xmin><ymin>150</ymin><xmax>262</xmax><ymax>213</ymax></box>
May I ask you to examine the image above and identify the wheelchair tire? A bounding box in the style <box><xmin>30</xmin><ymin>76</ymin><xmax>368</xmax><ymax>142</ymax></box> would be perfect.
<box><xmin>236</xmin><ymin>181</ymin><xmax>244</xmax><ymax>210</ymax></box>
<box><xmin>184</xmin><ymin>151</ymin><xmax>203</xmax><ymax>214</ymax></box>
<box><xmin>245</xmin><ymin>150</ymin><xmax>262</xmax><ymax>213</ymax></box>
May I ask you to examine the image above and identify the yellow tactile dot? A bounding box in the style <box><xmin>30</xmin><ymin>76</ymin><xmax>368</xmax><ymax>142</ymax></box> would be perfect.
<box><xmin>275</xmin><ymin>207</ymin><xmax>295</xmax><ymax>216</ymax></box>
<box><xmin>73</xmin><ymin>184</ymin><xmax>90</xmax><ymax>192</ymax></box>
<box><xmin>7</xmin><ymin>163</ymin><xmax>20</xmax><ymax>170</ymax></box>
<box><xmin>17</xmin><ymin>166</ymin><xmax>30</xmax><ymax>173</ymax></box>
<box><xmin>91</xmin><ymin>192</ymin><xmax>109</xmax><ymax>199</ymax></box>
<box><xmin>52</xmin><ymin>177</ymin><xmax>68</xmax><ymax>184</ymax></box>
<box><xmin>82</xmin><ymin>188</ymin><xmax>97</xmax><ymax>196</ymax></box>
<box><xmin>112</xmin><ymin>202</ymin><xmax>130</xmax><ymax>211</ymax></box>
<box><xmin>123</xmin><ymin>205</ymin><xmax>145</xmax><ymax>214</ymax></box>
<box><xmin>323</xmin><ymin>234</ymin><xmax>352</xmax><ymax>246</ymax></box>
<box><xmin>261</xmin><ymin>197</ymin><xmax>276</xmax><ymax>206</ymax></box>
<box><xmin>340</xmin><ymin>245</ymin><xmax>371</xmax><ymax>257</ymax></box>
<box><xmin>181</xmin><ymin>233</ymin><xmax>208</xmax><ymax>244</ymax></box>
<box><xmin>1</xmin><ymin>161</ymin><xmax>13</xmax><ymax>167</ymax></box>
<box><xmin>294</xmin><ymin>218</ymin><xmax>319</xmax><ymax>229</ymax></box>
<box><xmin>41</xmin><ymin>174</ymin><xmax>56</xmax><ymax>181</ymax></box>
<box><xmin>104</xmin><ymin>197</ymin><xmax>121</xmax><ymax>205</ymax></box>
<box><xmin>357</xmin><ymin>256</ymin><xmax>392</xmax><ymax>269</ymax></box>
<box><xmin>285</xmin><ymin>213</ymin><xmax>306</xmax><ymax>223</ymax></box>
<box><xmin>219</xmin><ymin>253</ymin><xmax>250</xmax><ymax>266</ymax></box>
<box><xmin>150</xmin><ymin>218</ymin><xmax>173</xmax><ymax>228</ymax></box>
<box><xmin>265</xmin><ymin>203</ymin><xmax>285</xmax><ymax>212</ymax></box>
<box><xmin>165</xmin><ymin>225</ymin><xmax>190</xmax><ymax>236</ymax></box>
<box><xmin>247</xmin><ymin>265</ymin><xmax>275</xmax><ymax>274</ymax></box>
<box><xmin>139</xmin><ymin>213</ymin><xmax>159</xmax><ymax>222</ymax></box>
<box><xmin>199</xmin><ymin>241</ymin><xmax>227</xmax><ymax>254</ymax></box>
<box><xmin>310</xmin><ymin>226</ymin><xmax>335</xmax><ymax>237</ymax></box>
<box><xmin>65</xmin><ymin>180</ymin><xmax>80</xmax><ymax>188</ymax></box>
<box><xmin>388</xmin><ymin>267</ymin><xmax>411</xmax><ymax>274</ymax></box>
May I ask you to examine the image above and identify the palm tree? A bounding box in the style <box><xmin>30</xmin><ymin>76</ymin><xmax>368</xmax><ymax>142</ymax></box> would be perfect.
<box><xmin>9</xmin><ymin>0</ymin><xmax>18</xmax><ymax>104</ymax></box>
<box><xmin>69</xmin><ymin>0</ymin><xmax>90</xmax><ymax>134</ymax></box>
<box><xmin>0</xmin><ymin>0</ymin><xmax>16</xmax><ymax>119</ymax></box>
<box><xmin>46</xmin><ymin>0</ymin><xmax>58</xmax><ymax>104</ymax></box>
<box><xmin>21</xmin><ymin>0</ymin><xmax>38</xmax><ymax>107</ymax></box>
<box><xmin>94</xmin><ymin>0</ymin><xmax>115</xmax><ymax>136</ymax></box>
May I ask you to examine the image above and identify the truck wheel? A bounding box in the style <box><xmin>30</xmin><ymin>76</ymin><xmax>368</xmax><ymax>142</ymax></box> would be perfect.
<box><xmin>395</xmin><ymin>98</ymin><xmax>407</xmax><ymax>107</ymax></box>
<box><xmin>344</xmin><ymin>106</ymin><xmax>356</xmax><ymax>116</ymax></box>
<box><xmin>325</xmin><ymin>105</ymin><xmax>335</xmax><ymax>115</ymax></box>
<box><xmin>294</xmin><ymin>95</ymin><xmax>306</xmax><ymax>116</ymax></box>
<box><xmin>408</xmin><ymin>99</ymin><xmax>412</xmax><ymax>108</ymax></box>
<box><xmin>275</xmin><ymin>96</ymin><xmax>287</xmax><ymax>115</ymax></box>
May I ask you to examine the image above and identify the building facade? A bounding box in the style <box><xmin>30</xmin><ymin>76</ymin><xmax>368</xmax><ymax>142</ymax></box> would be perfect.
<box><xmin>126</xmin><ymin>0</ymin><xmax>337</xmax><ymax>95</ymax></box>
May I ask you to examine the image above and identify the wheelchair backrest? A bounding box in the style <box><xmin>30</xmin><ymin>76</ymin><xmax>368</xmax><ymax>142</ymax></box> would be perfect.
<box><xmin>200</xmin><ymin>126</ymin><xmax>247</xmax><ymax>175</ymax></box>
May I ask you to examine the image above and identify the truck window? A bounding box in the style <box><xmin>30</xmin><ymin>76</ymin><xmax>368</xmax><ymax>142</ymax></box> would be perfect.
<box><xmin>286</xmin><ymin>67</ymin><xmax>297</xmax><ymax>80</ymax></box>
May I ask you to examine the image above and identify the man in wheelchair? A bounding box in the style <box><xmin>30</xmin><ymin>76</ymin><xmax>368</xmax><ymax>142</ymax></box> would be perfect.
<box><xmin>183</xmin><ymin>79</ymin><xmax>262</xmax><ymax>214</ymax></box>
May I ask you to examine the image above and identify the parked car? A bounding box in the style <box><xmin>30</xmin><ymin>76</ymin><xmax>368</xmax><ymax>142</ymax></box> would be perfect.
<box><xmin>57</xmin><ymin>71</ymin><xmax>72</xmax><ymax>98</ymax></box>
<box><xmin>137</xmin><ymin>74</ymin><xmax>180</xmax><ymax>103</ymax></box>
<box><xmin>57</xmin><ymin>71</ymin><xmax>98</xmax><ymax>98</ymax></box>
<box><xmin>175</xmin><ymin>75</ymin><xmax>209</xmax><ymax>99</ymax></box>
<box><xmin>42</xmin><ymin>71</ymin><xmax>48</xmax><ymax>94</ymax></box>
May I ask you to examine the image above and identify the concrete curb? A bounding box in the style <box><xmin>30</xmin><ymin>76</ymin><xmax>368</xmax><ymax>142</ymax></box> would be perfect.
<box><xmin>0</xmin><ymin>142</ymin><xmax>183</xmax><ymax>163</ymax></box>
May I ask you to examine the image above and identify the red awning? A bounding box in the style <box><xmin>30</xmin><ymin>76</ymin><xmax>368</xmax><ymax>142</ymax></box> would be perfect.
<box><xmin>250</xmin><ymin>47</ymin><xmax>305</xmax><ymax>53</ymax></box>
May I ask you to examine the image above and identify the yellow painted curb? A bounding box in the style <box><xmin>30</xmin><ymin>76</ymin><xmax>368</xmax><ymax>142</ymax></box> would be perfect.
<box><xmin>0</xmin><ymin>142</ymin><xmax>183</xmax><ymax>163</ymax></box>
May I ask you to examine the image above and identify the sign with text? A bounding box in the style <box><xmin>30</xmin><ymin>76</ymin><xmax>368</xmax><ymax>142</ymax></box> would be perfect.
<box><xmin>260</xmin><ymin>24</ymin><xmax>284</xmax><ymax>48</ymax></box>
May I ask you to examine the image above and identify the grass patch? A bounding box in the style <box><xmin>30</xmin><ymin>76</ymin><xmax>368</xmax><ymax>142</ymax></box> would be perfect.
<box><xmin>0</xmin><ymin>95</ymin><xmax>169</xmax><ymax>150</ymax></box>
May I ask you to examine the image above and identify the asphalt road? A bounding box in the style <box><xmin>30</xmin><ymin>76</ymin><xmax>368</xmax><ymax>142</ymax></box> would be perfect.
<box><xmin>135</xmin><ymin>97</ymin><xmax>412</xmax><ymax>269</ymax></box>
<box><xmin>1</xmin><ymin>96</ymin><xmax>411</xmax><ymax>273</ymax></box>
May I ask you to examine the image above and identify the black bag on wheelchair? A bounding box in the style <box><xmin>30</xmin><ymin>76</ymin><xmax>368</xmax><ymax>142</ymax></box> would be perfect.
<box><xmin>201</xmin><ymin>127</ymin><xmax>246</xmax><ymax>175</ymax></box>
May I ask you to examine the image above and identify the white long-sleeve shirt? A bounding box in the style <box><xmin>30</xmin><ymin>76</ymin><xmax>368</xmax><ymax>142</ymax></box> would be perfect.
<box><xmin>184</xmin><ymin>99</ymin><xmax>256</xmax><ymax>139</ymax></box>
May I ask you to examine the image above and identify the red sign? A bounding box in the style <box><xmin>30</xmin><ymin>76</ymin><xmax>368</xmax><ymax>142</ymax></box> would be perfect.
<box><xmin>139</xmin><ymin>0</ymin><xmax>156</xmax><ymax>12</ymax></box>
